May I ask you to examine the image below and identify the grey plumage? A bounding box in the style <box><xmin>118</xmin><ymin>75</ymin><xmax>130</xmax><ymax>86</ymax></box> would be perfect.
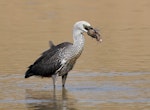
<box><xmin>25</xmin><ymin>21</ymin><xmax>102</xmax><ymax>87</ymax></box>
<box><xmin>25</xmin><ymin>42</ymin><xmax>73</xmax><ymax>77</ymax></box>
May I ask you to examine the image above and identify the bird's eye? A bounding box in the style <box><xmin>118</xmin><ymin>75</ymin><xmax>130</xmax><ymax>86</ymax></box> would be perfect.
<box><xmin>83</xmin><ymin>25</ymin><xmax>89</xmax><ymax>30</ymax></box>
<box><xmin>83</xmin><ymin>25</ymin><xmax>93</xmax><ymax>30</ymax></box>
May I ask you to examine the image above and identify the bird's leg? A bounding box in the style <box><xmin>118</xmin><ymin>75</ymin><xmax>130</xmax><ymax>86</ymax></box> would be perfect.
<box><xmin>62</xmin><ymin>73</ymin><xmax>68</xmax><ymax>87</ymax></box>
<box><xmin>52</xmin><ymin>74</ymin><xmax>58</xmax><ymax>88</ymax></box>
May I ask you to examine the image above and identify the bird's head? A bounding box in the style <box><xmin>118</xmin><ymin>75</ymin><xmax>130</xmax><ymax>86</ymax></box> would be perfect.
<box><xmin>73</xmin><ymin>21</ymin><xmax>102</xmax><ymax>43</ymax></box>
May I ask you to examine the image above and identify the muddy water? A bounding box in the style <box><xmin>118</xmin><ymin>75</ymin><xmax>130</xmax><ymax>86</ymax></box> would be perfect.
<box><xmin>0</xmin><ymin>0</ymin><xmax>150</xmax><ymax>110</ymax></box>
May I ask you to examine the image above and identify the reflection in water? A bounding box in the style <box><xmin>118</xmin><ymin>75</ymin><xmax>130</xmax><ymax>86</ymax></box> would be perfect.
<box><xmin>0</xmin><ymin>72</ymin><xmax>149</xmax><ymax>110</ymax></box>
<box><xmin>0</xmin><ymin>0</ymin><xmax>150</xmax><ymax>110</ymax></box>
<box><xmin>25</xmin><ymin>88</ymin><xmax>77</xmax><ymax>110</ymax></box>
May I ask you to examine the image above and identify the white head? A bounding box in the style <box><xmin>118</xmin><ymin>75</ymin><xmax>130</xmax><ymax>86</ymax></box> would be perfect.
<box><xmin>73</xmin><ymin>21</ymin><xmax>102</xmax><ymax>42</ymax></box>
<box><xmin>73</xmin><ymin>21</ymin><xmax>91</xmax><ymax>33</ymax></box>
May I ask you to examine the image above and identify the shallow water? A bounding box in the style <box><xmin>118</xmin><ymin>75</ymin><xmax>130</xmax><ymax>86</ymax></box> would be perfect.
<box><xmin>0</xmin><ymin>0</ymin><xmax>150</xmax><ymax>110</ymax></box>
<box><xmin>0</xmin><ymin>72</ymin><xmax>150</xmax><ymax>110</ymax></box>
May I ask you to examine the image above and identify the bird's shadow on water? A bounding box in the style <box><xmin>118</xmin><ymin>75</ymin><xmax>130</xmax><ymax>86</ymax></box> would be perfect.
<box><xmin>25</xmin><ymin>87</ymin><xmax>77</xmax><ymax>110</ymax></box>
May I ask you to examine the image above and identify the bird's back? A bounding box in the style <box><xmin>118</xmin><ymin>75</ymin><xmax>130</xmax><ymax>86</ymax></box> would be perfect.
<box><xmin>25</xmin><ymin>42</ymin><xmax>73</xmax><ymax>78</ymax></box>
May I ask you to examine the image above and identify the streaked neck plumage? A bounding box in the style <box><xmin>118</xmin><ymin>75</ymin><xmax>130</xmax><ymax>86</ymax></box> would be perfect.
<box><xmin>73</xmin><ymin>29</ymin><xmax>85</xmax><ymax>52</ymax></box>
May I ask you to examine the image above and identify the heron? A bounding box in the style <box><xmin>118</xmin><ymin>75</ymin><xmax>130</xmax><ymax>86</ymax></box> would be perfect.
<box><xmin>25</xmin><ymin>21</ymin><xmax>102</xmax><ymax>87</ymax></box>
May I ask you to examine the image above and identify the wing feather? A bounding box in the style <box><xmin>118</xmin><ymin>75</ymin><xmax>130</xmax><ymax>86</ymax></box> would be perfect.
<box><xmin>25</xmin><ymin>42</ymin><xmax>72</xmax><ymax>78</ymax></box>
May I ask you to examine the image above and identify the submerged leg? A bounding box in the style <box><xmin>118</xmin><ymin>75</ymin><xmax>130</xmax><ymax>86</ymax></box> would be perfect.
<box><xmin>52</xmin><ymin>74</ymin><xmax>57</xmax><ymax>88</ymax></box>
<box><xmin>62</xmin><ymin>73</ymin><xmax>68</xmax><ymax>87</ymax></box>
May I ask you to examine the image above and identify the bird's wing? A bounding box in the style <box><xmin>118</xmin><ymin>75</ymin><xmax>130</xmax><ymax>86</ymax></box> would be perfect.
<box><xmin>42</xmin><ymin>41</ymin><xmax>55</xmax><ymax>55</ymax></box>
<box><xmin>26</xmin><ymin>42</ymin><xmax>73</xmax><ymax>77</ymax></box>
<box><xmin>49</xmin><ymin>41</ymin><xmax>55</xmax><ymax>48</ymax></box>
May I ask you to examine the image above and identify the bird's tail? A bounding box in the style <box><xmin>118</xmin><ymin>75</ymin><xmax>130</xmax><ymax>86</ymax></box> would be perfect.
<box><xmin>25</xmin><ymin>66</ymin><xmax>33</xmax><ymax>78</ymax></box>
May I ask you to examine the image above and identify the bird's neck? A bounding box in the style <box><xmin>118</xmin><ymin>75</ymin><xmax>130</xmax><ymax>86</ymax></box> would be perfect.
<box><xmin>73</xmin><ymin>29</ymin><xmax>85</xmax><ymax>50</ymax></box>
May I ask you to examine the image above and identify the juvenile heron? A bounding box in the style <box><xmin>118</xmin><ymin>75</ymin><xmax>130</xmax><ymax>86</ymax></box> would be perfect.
<box><xmin>25</xmin><ymin>21</ymin><xmax>102</xmax><ymax>87</ymax></box>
